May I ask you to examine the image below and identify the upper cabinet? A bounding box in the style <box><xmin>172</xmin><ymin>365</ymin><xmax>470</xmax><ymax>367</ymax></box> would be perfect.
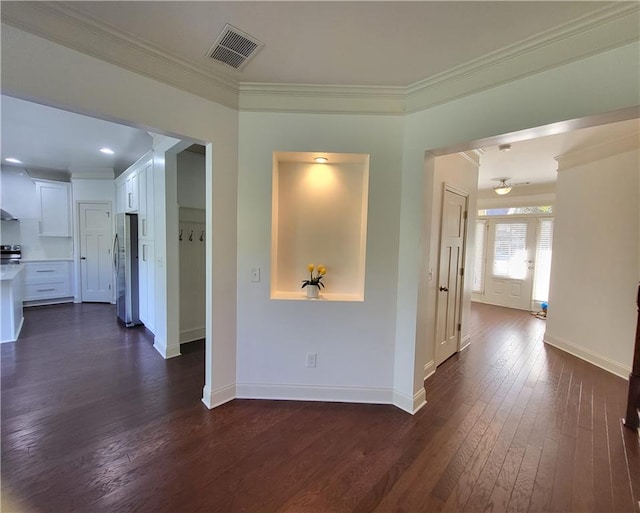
<box><xmin>33</xmin><ymin>180</ymin><xmax>71</xmax><ymax>237</ymax></box>
<box><xmin>115</xmin><ymin>153</ymin><xmax>153</xmax><ymax>221</ymax></box>
<box><xmin>125</xmin><ymin>171</ymin><xmax>139</xmax><ymax>212</ymax></box>
<box><xmin>137</xmin><ymin>159</ymin><xmax>154</xmax><ymax>241</ymax></box>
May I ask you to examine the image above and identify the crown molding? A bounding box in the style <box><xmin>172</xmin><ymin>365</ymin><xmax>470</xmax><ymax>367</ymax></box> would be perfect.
<box><xmin>238</xmin><ymin>83</ymin><xmax>406</xmax><ymax>115</ymax></box>
<box><xmin>405</xmin><ymin>2</ymin><xmax>640</xmax><ymax>114</ymax></box>
<box><xmin>1</xmin><ymin>2</ymin><xmax>638</xmax><ymax>117</ymax></box>
<box><xmin>456</xmin><ymin>151</ymin><xmax>480</xmax><ymax>167</ymax></box>
<box><xmin>556</xmin><ymin>131</ymin><xmax>640</xmax><ymax>170</ymax></box>
<box><xmin>0</xmin><ymin>1</ymin><xmax>240</xmax><ymax>110</ymax></box>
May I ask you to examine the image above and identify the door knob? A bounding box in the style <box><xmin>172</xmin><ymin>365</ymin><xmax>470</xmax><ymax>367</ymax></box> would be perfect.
<box><xmin>440</xmin><ymin>286</ymin><xmax>448</xmax><ymax>292</ymax></box>
<box><xmin>80</xmin><ymin>257</ymin><xmax>86</xmax><ymax>260</ymax></box>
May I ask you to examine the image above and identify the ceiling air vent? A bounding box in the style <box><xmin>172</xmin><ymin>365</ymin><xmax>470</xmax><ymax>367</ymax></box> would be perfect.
<box><xmin>207</xmin><ymin>24</ymin><xmax>263</xmax><ymax>70</ymax></box>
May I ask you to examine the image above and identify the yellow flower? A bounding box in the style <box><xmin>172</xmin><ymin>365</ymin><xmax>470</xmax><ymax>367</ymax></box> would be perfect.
<box><xmin>307</xmin><ymin>263</ymin><xmax>315</xmax><ymax>273</ymax></box>
<box><xmin>318</xmin><ymin>265</ymin><xmax>326</xmax><ymax>275</ymax></box>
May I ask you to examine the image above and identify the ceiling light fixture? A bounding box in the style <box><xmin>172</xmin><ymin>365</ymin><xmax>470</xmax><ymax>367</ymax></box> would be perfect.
<box><xmin>4</xmin><ymin>158</ymin><xmax>22</xmax><ymax>164</ymax></box>
<box><xmin>498</xmin><ymin>144</ymin><xmax>511</xmax><ymax>152</ymax></box>
<box><xmin>493</xmin><ymin>179</ymin><xmax>513</xmax><ymax>195</ymax></box>
<box><xmin>314</xmin><ymin>157</ymin><xmax>328</xmax><ymax>163</ymax></box>
<box><xmin>100</xmin><ymin>148</ymin><xmax>115</xmax><ymax>155</ymax></box>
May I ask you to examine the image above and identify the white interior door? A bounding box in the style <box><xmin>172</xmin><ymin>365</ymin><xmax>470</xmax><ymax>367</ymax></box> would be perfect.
<box><xmin>435</xmin><ymin>187</ymin><xmax>468</xmax><ymax>366</ymax></box>
<box><xmin>483</xmin><ymin>218</ymin><xmax>536</xmax><ymax>310</ymax></box>
<box><xmin>79</xmin><ymin>202</ymin><xmax>113</xmax><ymax>302</ymax></box>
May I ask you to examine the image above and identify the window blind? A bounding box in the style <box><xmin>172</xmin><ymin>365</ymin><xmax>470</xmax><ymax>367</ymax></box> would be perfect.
<box><xmin>473</xmin><ymin>220</ymin><xmax>486</xmax><ymax>293</ymax></box>
<box><xmin>533</xmin><ymin>219</ymin><xmax>554</xmax><ymax>302</ymax></box>
<box><xmin>492</xmin><ymin>222</ymin><xmax>527</xmax><ymax>280</ymax></box>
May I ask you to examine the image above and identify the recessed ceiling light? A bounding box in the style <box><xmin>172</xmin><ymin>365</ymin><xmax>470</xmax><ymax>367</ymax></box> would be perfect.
<box><xmin>314</xmin><ymin>157</ymin><xmax>328</xmax><ymax>163</ymax></box>
<box><xmin>498</xmin><ymin>144</ymin><xmax>511</xmax><ymax>152</ymax></box>
<box><xmin>100</xmin><ymin>148</ymin><xmax>115</xmax><ymax>155</ymax></box>
<box><xmin>4</xmin><ymin>158</ymin><xmax>22</xmax><ymax>164</ymax></box>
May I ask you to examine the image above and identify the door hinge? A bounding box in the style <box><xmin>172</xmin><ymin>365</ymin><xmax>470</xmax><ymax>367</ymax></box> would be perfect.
<box><xmin>464</xmin><ymin>211</ymin><xmax>468</xmax><ymax>220</ymax></box>
<box><xmin>106</xmin><ymin>211</ymin><xmax>110</xmax><ymax>218</ymax></box>
<box><xmin>460</xmin><ymin>267</ymin><xmax>464</xmax><ymax>276</ymax></box>
<box><xmin>457</xmin><ymin>323</ymin><xmax>461</xmax><ymax>331</ymax></box>
<box><xmin>109</xmin><ymin>284</ymin><xmax>111</xmax><ymax>290</ymax></box>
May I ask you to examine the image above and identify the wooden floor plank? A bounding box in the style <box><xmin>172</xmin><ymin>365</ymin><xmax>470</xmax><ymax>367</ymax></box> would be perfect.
<box><xmin>2</xmin><ymin>302</ymin><xmax>636</xmax><ymax>513</ymax></box>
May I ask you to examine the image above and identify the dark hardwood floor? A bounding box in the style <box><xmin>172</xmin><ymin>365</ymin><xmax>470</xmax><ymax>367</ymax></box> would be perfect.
<box><xmin>2</xmin><ymin>302</ymin><xmax>638</xmax><ymax>512</ymax></box>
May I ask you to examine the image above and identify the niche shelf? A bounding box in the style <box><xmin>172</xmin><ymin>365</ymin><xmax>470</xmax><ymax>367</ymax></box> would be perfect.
<box><xmin>271</xmin><ymin>152</ymin><xmax>369</xmax><ymax>301</ymax></box>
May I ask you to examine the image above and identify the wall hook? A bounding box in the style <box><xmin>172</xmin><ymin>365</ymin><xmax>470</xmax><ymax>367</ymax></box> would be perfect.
<box><xmin>200</xmin><ymin>230</ymin><xmax>204</xmax><ymax>242</ymax></box>
<box><xmin>179</xmin><ymin>229</ymin><xmax>183</xmax><ymax>241</ymax></box>
<box><xmin>189</xmin><ymin>230</ymin><xmax>194</xmax><ymax>241</ymax></box>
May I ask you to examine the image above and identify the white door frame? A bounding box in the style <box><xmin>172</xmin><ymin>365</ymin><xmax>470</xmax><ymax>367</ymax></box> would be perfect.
<box><xmin>76</xmin><ymin>200</ymin><xmax>114</xmax><ymax>303</ymax></box>
<box><xmin>434</xmin><ymin>183</ymin><xmax>469</xmax><ymax>366</ymax></box>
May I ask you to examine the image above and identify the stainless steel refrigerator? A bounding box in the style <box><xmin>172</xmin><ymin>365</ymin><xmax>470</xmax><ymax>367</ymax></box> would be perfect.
<box><xmin>114</xmin><ymin>213</ymin><xmax>140</xmax><ymax>327</ymax></box>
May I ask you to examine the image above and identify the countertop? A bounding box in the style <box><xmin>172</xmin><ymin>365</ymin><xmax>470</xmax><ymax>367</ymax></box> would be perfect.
<box><xmin>21</xmin><ymin>258</ymin><xmax>73</xmax><ymax>263</ymax></box>
<box><xmin>0</xmin><ymin>264</ymin><xmax>24</xmax><ymax>281</ymax></box>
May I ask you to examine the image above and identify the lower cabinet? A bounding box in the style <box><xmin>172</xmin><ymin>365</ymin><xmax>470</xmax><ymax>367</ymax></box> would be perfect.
<box><xmin>138</xmin><ymin>241</ymin><xmax>155</xmax><ymax>331</ymax></box>
<box><xmin>23</xmin><ymin>261</ymin><xmax>73</xmax><ymax>304</ymax></box>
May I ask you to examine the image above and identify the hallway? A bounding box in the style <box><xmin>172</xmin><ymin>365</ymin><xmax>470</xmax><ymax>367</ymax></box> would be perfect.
<box><xmin>1</xmin><ymin>302</ymin><xmax>638</xmax><ymax>512</ymax></box>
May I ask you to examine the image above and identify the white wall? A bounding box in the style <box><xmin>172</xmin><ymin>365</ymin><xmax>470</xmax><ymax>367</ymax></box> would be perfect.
<box><xmin>1</xmin><ymin>166</ymin><xmax>73</xmax><ymax>260</ymax></box>
<box><xmin>545</xmin><ymin>143</ymin><xmax>639</xmax><ymax>378</ymax></box>
<box><xmin>237</xmin><ymin>111</ymin><xmax>404</xmax><ymax>405</ymax></box>
<box><xmin>177</xmin><ymin>150</ymin><xmax>205</xmax><ymax>210</ymax></box>
<box><xmin>1</xmin><ymin>24</ymin><xmax>239</xmax><ymax>408</ymax></box>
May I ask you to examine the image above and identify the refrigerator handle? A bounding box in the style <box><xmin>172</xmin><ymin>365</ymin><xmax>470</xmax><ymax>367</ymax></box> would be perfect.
<box><xmin>113</xmin><ymin>234</ymin><xmax>119</xmax><ymax>274</ymax></box>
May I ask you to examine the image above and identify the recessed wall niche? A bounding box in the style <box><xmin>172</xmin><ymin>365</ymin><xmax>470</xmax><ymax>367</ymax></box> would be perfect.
<box><xmin>271</xmin><ymin>152</ymin><xmax>369</xmax><ymax>301</ymax></box>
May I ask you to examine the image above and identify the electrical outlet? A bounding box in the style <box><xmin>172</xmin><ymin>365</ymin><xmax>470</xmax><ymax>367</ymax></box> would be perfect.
<box><xmin>305</xmin><ymin>352</ymin><xmax>317</xmax><ymax>368</ymax></box>
<box><xmin>251</xmin><ymin>267</ymin><xmax>261</xmax><ymax>282</ymax></box>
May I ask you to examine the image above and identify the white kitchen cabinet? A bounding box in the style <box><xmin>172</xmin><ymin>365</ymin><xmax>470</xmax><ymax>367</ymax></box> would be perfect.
<box><xmin>115</xmin><ymin>178</ymin><xmax>127</xmax><ymax>214</ymax></box>
<box><xmin>137</xmin><ymin>159</ymin><xmax>154</xmax><ymax>240</ymax></box>
<box><xmin>23</xmin><ymin>260</ymin><xmax>73</xmax><ymax>304</ymax></box>
<box><xmin>125</xmin><ymin>171</ymin><xmax>138</xmax><ymax>212</ymax></box>
<box><xmin>34</xmin><ymin>180</ymin><xmax>71</xmax><ymax>237</ymax></box>
<box><xmin>138</xmin><ymin>240</ymin><xmax>155</xmax><ymax>330</ymax></box>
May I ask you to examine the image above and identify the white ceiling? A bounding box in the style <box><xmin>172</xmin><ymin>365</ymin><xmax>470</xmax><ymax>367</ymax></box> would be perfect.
<box><xmin>1</xmin><ymin>96</ymin><xmax>152</xmax><ymax>176</ymax></box>
<box><xmin>477</xmin><ymin>118</ymin><xmax>640</xmax><ymax>190</ymax></box>
<box><xmin>20</xmin><ymin>1</ymin><xmax>612</xmax><ymax>87</ymax></box>
<box><xmin>1</xmin><ymin>2</ymin><xmax>636</xmax><ymax>185</ymax></box>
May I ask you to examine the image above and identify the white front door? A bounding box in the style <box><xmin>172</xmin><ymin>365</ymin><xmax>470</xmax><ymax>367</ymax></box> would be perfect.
<box><xmin>435</xmin><ymin>187</ymin><xmax>468</xmax><ymax>366</ymax></box>
<box><xmin>79</xmin><ymin>202</ymin><xmax>113</xmax><ymax>302</ymax></box>
<box><xmin>483</xmin><ymin>218</ymin><xmax>536</xmax><ymax>310</ymax></box>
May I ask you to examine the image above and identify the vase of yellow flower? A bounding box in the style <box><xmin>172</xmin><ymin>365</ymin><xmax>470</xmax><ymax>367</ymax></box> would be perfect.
<box><xmin>302</xmin><ymin>264</ymin><xmax>326</xmax><ymax>299</ymax></box>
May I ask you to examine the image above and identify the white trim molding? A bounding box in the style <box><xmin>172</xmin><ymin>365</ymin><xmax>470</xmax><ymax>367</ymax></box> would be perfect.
<box><xmin>556</xmin><ymin>131</ymin><xmax>640</xmax><ymax>170</ymax></box>
<box><xmin>424</xmin><ymin>360</ymin><xmax>436</xmax><ymax>381</ymax></box>
<box><xmin>180</xmin><ymin>327</ymin><xmax>205</xmax><ymax>344</ymax></box>
<box><xmin>460</xmin><ymin>334</ymin><xmax>471</xmax><ymax>352</ymax></box>
<box><xmin>393</xmin><ymin>388</ymin><xmax>427</xmax><ymax>415</ymax></box>
<box><xmin>238</xmin><ymin>83</ymin><xmax>406</xmax><ymax>115</ymax></box>
<box><xmin>202</xmin><ymin>383</ymin><xmax>237</xmax><ymax>409</ymax></box>
<box><xmin>543</xmin><ymin>333</ymin><xmax>631</xmax><ymax>380</ymax></box>
<box><xmin>236</xmin><ymin>382</ymin><xmax>394</xmax><ymax>406</ymax></box>
<box><xmin>0</xmin><ymin>2</ymin><xmax>239</xmax><ymax>110</ymax></box>
<box><xmin>405</xmin><ymin>3</ymin><xmax>640</xmax><ymax>114</ymax></box>
<box><xmin>153</xmin><ymin>338</ymin><xmax>181</xmax><ymax>360</ymax></box>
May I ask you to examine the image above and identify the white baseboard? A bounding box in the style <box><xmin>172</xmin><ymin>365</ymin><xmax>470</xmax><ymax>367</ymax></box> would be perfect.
<box><xmin>393</xmin><ymin>387</ymin><xmax>427</xmax><ymax>415</ymax></box>
<box><xmin>204</xmin><ymin>381</ymin><xmax>427</xmax><ymax>415</ymax></box>
<box><xmin>153</xmin><ymin>338</ymin><xmax>181</xmax><ymax>359</ymax></box>
<box><xmin>424</xmin><ymin>360</ymin><xmax>436</xmax><ymax>380</ymax></box>
<box><xmin>543</xmin><ymin>333</ymin><xmax>630</xmax><ymax>380</ymax></box>
<box><xmin>236</xmin><ymin>382</ymin><xmax>394</xmax><ymax>406</ymax></box>
<box><xmin>202</xmin><ymin>383</ymin><xmax>236</xmax><ymax>409</ymax></box>
<box><xmin>180</xmin><ymin>327</ymin><xmax>205</xmax><ymax>344</ymax></box>
<box><xmin>460</xmin><ymin>334</ymin><xmax>471</xmax><ymax>351</ymax></box>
